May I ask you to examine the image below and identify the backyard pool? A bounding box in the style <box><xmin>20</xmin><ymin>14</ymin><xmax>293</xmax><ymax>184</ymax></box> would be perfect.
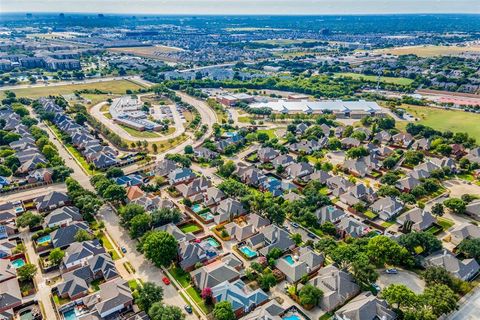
<box><xmin>37</xmin><ymin>235</ymin><xmax>51</xmax><ymax>245</ymax></box>
<box><xmin>19</xmin><ymin>310</ymin><xmax>33</xmax><ymax>320</ymax></box>
<box><xmin>191</xmin><ymin>204</ymin><xmax>202</xmax><ymax>213</ymax></box>
<box><xmin>283</xmin><ymin>255</ymin><xmax>295</xmax><ymax>265</ymax></box>
<box><xmin>62</xmin><ymin>309</ymin><xmax>77</xmax><ymax>320</ymax></box>
<box><xmin>203</xmin><ymin>237</ymin><xmax>221</xmax><ymax>248</ymax></box>
<box><xmin>11</xmin><ymin>258</ymin><xmax>26</xmax><ymax>269</ymax></box>
<box><xmin>199</xmin><ymin>212</ymin><xmax>214</xmax><ymax>221</ymax></box>
<box><xmin>239</xmin><ymin>246</ymin><xmax>257</xmax><ymax>258</ymax></box>
<box><xmin>283</xmin><ymin>315</ymin><xmax>302</xmax><ymax>320</ymax></box>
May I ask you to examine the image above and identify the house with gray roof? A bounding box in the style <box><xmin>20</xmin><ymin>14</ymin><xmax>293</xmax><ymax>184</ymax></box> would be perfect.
<box><xmin>258</xmin><ymin>225</ymin><xmax>295</xmax><ymax>256</ymax></box>
<box><xmin>412</xmin><ymin>138</ymin><xmax>431</xmax><ymax>151</ymax></box>
<box><xmin>0</xmin><ymin>277</ymin><xmax>22</xmax><ymax>318</ymax></box>
<box><xmin>392</xmin><ymin>132</ymin><xmax>413</xmax><ymax>148</ymax></box>
<box><xmin>44</xmin><ymin>206</ymin><xmax>82</xmax><ymax>228</ymax></box>
<box><xmin>0</xmin><ymin>240</ymin><xmax>16</xmax><ymax>259</ymax></box>
<box><xmin>35</xmin><ymin>191</ymin><xmax>70</xmax><ymax>212</ymax></box>
<box><xmin>341</xmin><ymin>137</ymin><xmax>361</xmax><ymax>149</ymax></box>
<box><xmin>285</xmin><ymin>162</ymin><xmax>314</xmax><ymax>180</ymax></box>
<box><xmin>214</xmin><ymin>199</ymin><xmax>246</xmax><ymax>225</ymax></box>
<box><xmin>307</xmin><ymin>170</ymin><xmax>332</xmax><ymax>185</ymax></box>
<box><xmin>168</xmin><ymin>168</ymin><xmax>196</xmax><ymax>186</ymax></box>
<box><xmin>271</xmin><ymin>154</ymin><xmax>295</xmax><ymax>168</ymax></box>
<box><xmin>241</xmin><ymin>300</ymin><xmax>283</xmax><ymax>320</ymax></box>
<box><xmin>62</xmin><ymin>240</ymin><xmax>106</xmax><ymax>271</ymax></box>
<box><xmin>337</xmin><ymin>217</ymin><xmax>370</xmax><ymax>238</ymax></box>
<box><xmin>236</xmin><ymin>164</ymin><xmax>267</xmax><ymax>187</ymax></box>
<box><xmin>0</xmin><ymin>260</ymin><xmax>16</xmax><ymax>283</ymax></box>
<box><xmin>211</xmin><ymin>280</ymin><xmax>269</xmax><ymax>318</ymax></box>
<box><xmin>156</xmin><ymin>223</ymin><xmax>195</xmax><ymax>243</ymax></box>
<box><xmin>176</xmin><ymin>176</ymin><xmax>211</xmax><ymax>200</ymax></box>
<box><xmin>450</xmin><ymin>224</ymin><xmax>480</xmax><ymax>246</ymax></box>
<box><xmin>224</xmin><ymin>213</ymin><xmax>270</xmax><ymax>242</ymax></box>
<box><xmin>370</xmin><ymin>197</ymin><xmax>404</xmax><ymax>221</ymax></box>
<box><xmin>309</xmin><ymin>265</ymin><xmax>360</xmax><ymax>312</ymax></box>
<box><xmin>315</xmin><ymin>205</ymin><xmax>347</xmax><ymax>225</ymax></box>
<box><xmin>335</xmin><ymin>292</ymin><xmax>396</xmax><ymax>320</ymax></box>
<box><xmin>466</xmin><ymin>200</ymin><xmax>480</xmax><ymax>219</ymax></box>
<box><xmin>397</xmin><ymin>208</ymin><xmax>436</xmax><ymax>232</ymax></box>
<box><xmin>194</xmin><ymin>147</ymin><xmax>219</xmax><ymax>160</ymax></box>
<box><xmin>178</xmin><ymin>241</ymin><xmax>207</xmax><ymax>271</ymax></box>
<box><xmin>191</xmin><ymin>260</ymin><xmax>241</xmax><ymax>290</ymax></box>
<box><xmin>257</xmin><ymin>147</ymin><xmax>279</xmax><ymax>163</ymax></box>
<box><xmin>203</xmin><ymin>187</ymin><xmax>226</xmax><ymax>207</ymax></box>
<box><xmin>425</xmin><ymin>251</ymin><xmax>480</xmax><ymax>281</ymax></box>
<box><xmin>276</xmin><ymin>247</ymin><xmax>324</xmax><ymax>283</ymax></box>
<box><xmin>373</xmin><ymin>130</ymin><xmax>392</xmax><ymax>144</ymax></box>
<box><xmin>51</xmin><ymin>222</ymin><xmax>91</xmax><ymax>249</ymax></box>
<box><xmin>155</xmin><ymin>159</ymin><xmax>178</xmax><ymax>177</ymax></box>
<box><xmin>396</xmin><ymin>176</ymin><xmax>421</xmax><ymax>192</ymax></box>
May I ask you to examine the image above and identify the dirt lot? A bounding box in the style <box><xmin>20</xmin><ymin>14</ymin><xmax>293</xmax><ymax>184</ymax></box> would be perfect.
<box><xmin>373</xmin><ymin>44</ymin><xmax>480</xmax><ymax>57</ymax></box>
<box><xmin>108</xmin><ymin>45</ymin><xmax>183</xmax><ymax>61</ymax></box>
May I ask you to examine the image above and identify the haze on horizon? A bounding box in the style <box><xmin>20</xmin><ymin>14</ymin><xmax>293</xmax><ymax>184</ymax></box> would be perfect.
<box><xmin>3</xmin><ymin>0</ymin><xmax>480</xmax><ymax>15</ymax></box>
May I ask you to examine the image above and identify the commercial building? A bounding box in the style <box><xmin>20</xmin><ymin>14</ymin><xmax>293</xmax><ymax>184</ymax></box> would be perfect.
<box><xmin>110</xmin><ymin>96</ymin><xmax>162</xmax><ymax>132</ymax></box>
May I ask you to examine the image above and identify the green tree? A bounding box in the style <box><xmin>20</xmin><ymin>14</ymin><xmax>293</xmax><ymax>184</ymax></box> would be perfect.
<box><xmin>218</xmin><ymin>160</ymin><xmax>236</xmax><ymax>178</ymax></box>
<box><xmin>351</xmin><ymin>252</ymin><xmax>378</xmax><ymax>288</ymax></box>
<box><xmin>457</xmin><ymin>238</ymin><xmax>480</xmax><ymax>260</ymax></box>
<box><xmin>74</xmin><ymin>229</ymin><xmax>93</xmax><ymax>242</ymax></box>
<box><xmin>0</xmin><ymin>164</ymin><xmax>12</xmax><ymax>177</ymax></box>
<box><xmin>48</xmin><ymin>248</ymin><xmax>65</xmax><ymax>266</ymax></box>
<box><xmin>213</xmin><ymin>301</ymin><xmax>235</xmax><ymax>320</ymax></box>
<box><xmin>290</xmin><ymin>233</ymin><xmax>303</xmax><ymax>246</ymax></box>
<box><xmin>103</xmin><ymin>184</ymin><xmax>127</xmax><ymax>202</ymax></box>
<box><xmin>398</xmin><ymin>232</ymin><xmax>442</xmax><ymax>256</ymax></box>
<box><xmin>366</xmin><ymin>235</ymin><xmax>412</xmax><ymax>267</ymax></box>
<box><xmin>17</xmin><ymin>263</ymin><xmax>37</xmax><ymax>281</ymax></box>
<box><xmin>431</xmin><ymin>203</ymin><xmax>444</xmax><ymax>216</ymax></box>
<box><xmin>16</xmin><ymin>211</ymin><xmax>43</xmax><ymax>229</ymax></box>
<box><xmin>129</xmin><ymin>213</ymin><xmax>152</xmax><ymax>239</ymax></box>
<box><xmin>119</xmin><ymin>204</ymin><xmax>146</xmax><ymax>225</ymax></box>
<box><xmin>142</xmin><ymin>231</ymin><xmax>178</xmax><ymax>267</ymax></box>
<box><xmin>258</xmin><ymin>273</ymin><xmax>277</xmax><ymax>292</ymax></box>
<box><xmin>184</xmin><ymin>145</ymin><xmax>193</xmax><ymax>154</ymax></box>
<box><xmin>136</xmin><ymin>282</ymin><xmax>164</xmax><ymax>311</ymax></box>
<box><xmin>421</xmin><ymin>284</ymin><xmax>458</xmax><ymax>316</ymax></box>
<box><xmin>298</xmin><ymin>284</ymin><xmax>323</xmax><ymax>307</ymax></box>
<box><xmin>148</xmin><ymin>303</ymin><xmax>185</xmax><ymax>320</ymax></box>
<box><xmin>381</xmin><ymin>284</ymin><xmax>417</xmax><ymax>310</ymax></box>
<box><xmin>443</xmin><ymin>198</ymin><xmax>466</xmax><ymax>214</ymax></box>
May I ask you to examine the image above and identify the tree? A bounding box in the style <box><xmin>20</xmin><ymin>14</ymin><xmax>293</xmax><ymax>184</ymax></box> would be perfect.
<box><xmin>129</xmin><ymin>213</ymin><xmax>152</xmax><ymax>238</ymax></box>
<box><xmin>0</xmin><ymin>164</ymin><xmax>12</xmax><ymax>177</ymax></box>
<box><xmin>48</xmin><ymin>248</ymin><xmax>65</xmax><ymax>266</ymax></box>
<box><xmin>380</xmin><ymin>172</ymin><xmax>399</xmax><ymax>185</ymax></box>
<box><xmin>443</xmin><ymin>198</ymin><xmax>466</xmax><ymax>214</ymax></box>
<box><xmin>381</xmin><ymin>284</ymin><xmax>417</xmax><ymax>310</ymax></box>
<box><xmin>266</xmin><ymin>247</ymin><xmax>283</xmax><ymax>260</ymax></box>
<box><xmin>119</xmin><ymin>203</ymin><xmax>146</xmax><ymax>225</ymax></box>
<box><xmin>148</xmin><ymin>303</ymin><xmax>185</xmax><ymax>320</ymax></box>
<box><xmin>103</xmin><ymin>184</ymin><xmax>126</xmax><ymax>202</ymax></box>
<box><xmin>16</xmin><ymin>211</ymin><xmax>43</xmax><ymax>229</ymax></box>
<box><xmin>218</xmin><ymin>160</ymin><xmax>236</xmax><ymax>178</ymax></box>
<box><xmin>431</xmin><ymin>203</ymin><xmax>444</xmax><ymax>216</ymax></box>
<box><xmin>151</xmin><ymin>208</ymin><xmax>181</xmax><ymax>227</ymax></box>
<box><xmin>213</xmin><ymin>301</ymin><xmax>235</xmax><ymax>320</ymax></box>
<box><xmin>346</xmin><ymin>147</ymin><xmax>369</xmax><ymax>159</ymax></box>
<box><xmin>258</xmin><ymin>273</ymin><xmax>277</xmax><ymax>291</ymax></box>
<box><xmin>74</xmin><ymin>229</ymin><xmax>93</xmax><ymax>242</ymax></box>
<box><xmin>398</xmin><ymin>232</ymin><xmax>442</xmax><ymax>256</ymax></box>
<box><xmin>201</xmin><ymin>287</ymin><xmax>213</xmax><ymax>304</ymax></box>
<box><xmin>17</xmin><ymin>263</ymin><xmax>37</xmax><ymax>281</ymax></box>
<box><xmin>366</xmin><ymin>235</ymin><xmax>412</xmax><ymax>267</ymax></box>
<box><xmin>136</xmin><ymin>282</ymin><xmax>164</xmax><ymax>311</ymax></box>
<box><xmin>290</xmin><ymin>233</ymin><xmax>303</xmax><ymax>246</ymax></box>
<box><xmin>350</xmin><ymin>253</ymin><xmax>378</xmax><ymax>288</ymax></box>
<box><xmin>142</xmin><ymin>231</ymin><xmax>178</xmax><ymax>267</ymax></box>
<box><xmin>319</xmin><ymin>221</ymin><xmax>337</xmax><ymax>236</ymax></box>
<box><xmin>74</xmin><ymin>112</ymin><xmax>88</xmax><ymax>125</ymax></box>
<box><xmin>457</xmin><ymin>238</ymin><xmax>480</xmax><ymax>260</ymax></box>
<box><xmin>423</xmin><ymin>266</ymin><xmax>455</xmax><ymax>288</ymax></box>
<box><xmin>298</xmin><ymin>284</ymin><xmax>323</xmax><ymax>307</ymax></box>
<box><xmin>421</xmin><ymin>284</ymin><xmax>458</xmax><ymax>316</ymax></box>
<box><xmin>184</xmin><ymin>145</ymin><xmax>193</xmax><ymax>154</ymax></box>
<box><xmin>105</xmin><ymin>167</ymin><xmax>124</xmax><ymax>178</ymax></box>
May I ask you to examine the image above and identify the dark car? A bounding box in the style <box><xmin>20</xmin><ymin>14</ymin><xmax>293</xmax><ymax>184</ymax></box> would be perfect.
<box><xmin>184</xmin><ymin>305</ymin><xmax>192</xmax><ymax>314</ymax></box>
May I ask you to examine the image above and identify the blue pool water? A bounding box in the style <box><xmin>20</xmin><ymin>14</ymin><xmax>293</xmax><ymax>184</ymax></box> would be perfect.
<box><xmin>63</xmin><ymin>309</ymin><xmax>77</xmax><ymax>320</ymax></box>
<box><xmin>37</xmin><ymin>235</ymin><xmax>51</xmax><ymax>244</ymax></box>
<box><xmin>283</xmin><ymin>315</ymin><xmax>301</xmax><ymax>320</ymax></box>
<box><xmin>204</xmin><ymin>237</ymin><xmax>220</xmax><ymax>248</ymax></box>
<box><xmin>12</xmin><ymin>258</ymin><xmax>26</xmax><ymax>268</ymax></box>
<box><xmin>239</xmin><ymin>246</ymin><xmax>257</xmax><ymax>258</ymax></box>
<box><xmin>283</xmin><ymin>255</ymin><xmax>295</xmax><ymax>265</ymax></box>
<box><xmin>199</xmin><ymin>212</ymin><xmax>214</xmax><ymax>220</ymax></box>
<box><xmin>191</xmin><ymin>204</ymin><xmax>202</xmax><ymax>213</ymax></box>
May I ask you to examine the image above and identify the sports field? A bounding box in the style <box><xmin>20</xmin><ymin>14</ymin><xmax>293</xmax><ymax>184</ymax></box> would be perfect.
<box><xmin>334</xmin><ymin>72</ymin><xmax>414</xmax><ymax>85</ymax></box>
<box><xmin>0</xmin><ymin>80</ymin><xmax>144</xmax><ymax>101</ymax></box>
<box><xmin>397</xmin><ymin>105</ymin><xmax>480</xmax><ymax>142</ymax></box>
<box><xmin>373</xmin><ymin>45</ymin><xmax>480</xmax><ymax>57</ymax></box>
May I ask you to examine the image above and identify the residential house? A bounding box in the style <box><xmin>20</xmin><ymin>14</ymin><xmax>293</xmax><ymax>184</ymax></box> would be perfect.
<box><xmin>315</xmin><ymin>206</ymin><xmax>347</xmax><ymax>225</ymax></box>
<box><xmin>307</xmin><ymin>170</ymin><xmax>332</xmax><ymax>185</ymax></box>
<box><xmin>425</xmin><ymin>251</ymin><xmax>480</xmax><ymax>281</ymax></box>
<box><xmin>203</xmin><ymin>187</ymin><xmax>226</xmax><ymax>207</ymax></box>
<box><xmin>337</xmin><ymin>217</ymin><xmax>370</xmax><ymax>238</ymax></box>
<box><xmin>412</xmin><ymin>138</ymin><xmax>431</xmax><ymax>151</ymax></box>
<box><xmin>44</xmin><ymin>206</ymin><xmax>82</xmax><ymax>228</ymax></box>
<box><xmin>257</xmin><ymin>147</ymin><xmax>279</xmax><ymax>163</ymax></box>
<box><xmin>373</xmin><ymin>130</ymin><xmax>392</xmax><ymax>144</ymax></box>
<box><xmin>271</xmin><ymin>154</ymin><xmax>295</xmax><ymax>168</ymax></box>
<box><xmin>370</xmin><ymin>197</ymin><xmax>404</xmax><ymax>221</ymax></box>
<box><xmin>194</xmin><ymin>147</ymin><xmax>219</xmax><ymax>161</ymax></box>
<box><xmin>309</xmin><ymin>265</ymin><xmax>360</xmax><ymax>312</ymax></box>
<box><xmin>396</xmin><ymin>176</ymin><xmax>421</xmax><ymax>192</ymax></box>
<box><xmin>392</xmin><ymin>132</ymin><xmax>413</xmax><ymax>148</ymax></box>
<box><xmin>241</xmin><ymin>300</ymin><xmax>284</xmax><ymax>320</ymax></box>
<box><xmin>80</xmin><ymin>279</ymin><xmax>133</xmax><ymax>319</ymax></box>
<box><xmin>258</xmin><ymin>225</ymin><xmax>295</xmax><ymax>256</ymax></box>
<box><xmin>125</xmin><ymin>186</ymin><xmax>145</xmax><ymax>202</ymax></box>
<box><xmin>0</xmin><ymin>278</ymin><xmax>22</xmax><ymax>318</ymax></box>
<box><xmin>450</xmin><ymin>224</ymin><xmax>480</xmax><ymax>246</ymax></box>
<box><xmin>35</xmin><ymin>191</ymin><xmax>70</xmax><ymax>212</ymax></box>
<box><xmin>0</xmin><ymin>259</ymin><xmax>16</xmax><ymax>283</ymax></box>
<box><xmin>27</xmin><ymin>167</ymin><xmax>53</xmax><ymax>184</ymax></box>
<box><xmin>397</xmin><ymin>208</ymin><xmax>436</xmax><ymax>232</ymax></box>
<box><xmin>285</xmin><ymin>162</ymin><xmax>314</xmax><ymax>180</ymax></box>
<box><xmin>51</xmin><ymin>222</ymin><xmax>91</xmax><ymax>249</ymax></box>
<box><xmin>191</xmin><ymin>260</ymin><xmax>241</xmax><ymax>290</ymax></box>
<box><xmin>61</xmin><ymin>240</ymin><xmax>106</xmax><ymax>271</ymax></box>
<box><xmin>156</xmin><ymin>223</ymin><xmax>195</xmax><ymax>243</ymax></box>
<box><xmin>211</xmin><ymin>280</ymin><xmax>269</xmax><ymax>318</ymax></box>
<box><xmin>224</xmin><ymin>213</ymin><xmax>269</xmax><ymax>242</ymax></box>
<box><xmin>214</xmin><ymin>199</ymin><xmax>246</xmax><ymax>225</ymax></box>
<box><xmin>178</xmin><ymin>241</ymin><xmax>207</xmax><ymax>271</ymax></box>
<box><xmin>0</xmin><ymin>240</ymin><xmax>16</xmax><ymax>259</ymax></box>
<box><xmin>334</xmin><ymin>292</ymin><xmax>397</xmax><ymax>320</ymax></box>
<box><xmin>341</xmin><ymin>137</ymin><xmax>361</xmax><ymax>149</ymax></box>
<box><xmin>155</xmin><ymin>159</ymin><xmax>179</xmax><ymax>177</ymax></box>
<box><xmin>176</xmin><ymin>177</ymin><xmax>211</xmax><ymax>201</ymax></box>
<box><xmin>236</xmin><ymin>165</ymin><xmax>267</xmax><ymax>187</ymax></box>
<box><xmin>276</xmin><ymin>247</ymin><xmax>324</xmax><ymax>283</ymax></box>
<box><xmin>168</xmin><ymin>168</ymin><xmax>196</xmax><ymax>186</ymax></box>
<box><xmin>465</xmin><ymin>200</ymin><xmax>480</xmax><ymax>219</ymax></box>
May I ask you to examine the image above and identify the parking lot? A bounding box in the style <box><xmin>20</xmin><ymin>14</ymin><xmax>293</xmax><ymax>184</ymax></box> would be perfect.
<box><xmin>377</xmin><ymin>268</ymin><xmax>425</xmax><ymax>294</ymax></box>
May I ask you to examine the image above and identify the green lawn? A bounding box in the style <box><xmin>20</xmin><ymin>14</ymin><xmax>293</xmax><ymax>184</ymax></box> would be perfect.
<box><xmin>238</xmin><ymin>116</ymin><xmax>253</xmax><ymax>123</ymax></box>
<box><xmin>168</xmin><ymin>266</ymin><xmax>191</xmax><ymax>288</ymax></box>
<box><xmin>66</xmin><ymin>144</ymin><xmax>96</xmax><ymax>175</ymax></box>
<box><xmin>1</xmin><ymin>79</ymin><xmax>144</xmax><ymax>99</ymax></box>
<box><xmin>334</xmin><ymin>72</ymin><xmax>414</xmax><ymax>85</ymax></box>
<box><xmin>119</xmin><ymin>125</ymin><xmax>160</xmax><ymax>138</ymax></box>
<box><xmin>364</xmin><ymin>210</ymin><xmax>378</xmax><ymax>219</ymax></box>
<box><xmin>185</xmin><ymin>287</ymin><xmax>211</xmax><ymax>314</ymax></box>
<box><xmin>397</xmin><ymin>105</ymin><xmax>480</xmax><ymax>142</ymax></box>
<box><xmin>180</xmin><ymin>224</ymin><xmax>201</xmax><ymax>234</ymax></box>
<box><xmin>128</xmin><ymin>279</ymin><xmax>138</xmax><ymax>290</ymax></box>
<box><xmin>98</xmin><ymin>232</ymin><xmax>121</xmax><ymax>260</ymax></box>
<box><xmin>437</xmin><ymin>217</ymin><xmax>455</xmax><ymax>230</ymax></box>
<box><xmin>257</xmin><ymin>129</ymin><xmax>277</xmax><ymax>139</ymax></box>
<box><xmin>381</xmin><ymin>220</ymin><xmax>396</xmax><ymax>228</ymax></box>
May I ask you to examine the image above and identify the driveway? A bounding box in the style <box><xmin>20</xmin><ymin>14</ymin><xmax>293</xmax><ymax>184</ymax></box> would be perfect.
<box><xmin>377</xmin><ymin>268</ymin><xmax>425</xmax><ymax>294</ymax></box>
<box><xmin>443</xmin><ymin>178</ymin><xmax>480</xmax><ymax>198</ymax></box>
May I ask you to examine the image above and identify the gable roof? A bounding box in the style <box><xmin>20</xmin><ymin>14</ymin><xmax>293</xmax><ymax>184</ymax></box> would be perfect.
<box><xmin>335</xmin><ymin>292</ymin><xmax>396</xmax><ymax>320</ymax></box>
<box><xmin>191</xmin><ymin>260</ymin><xmax>240</xmax><ymax>290</ymax></box>
<box><xmin>44</xmin><ymin>206</ymin><xmax>82</xmax><ymax>227</ymax></box>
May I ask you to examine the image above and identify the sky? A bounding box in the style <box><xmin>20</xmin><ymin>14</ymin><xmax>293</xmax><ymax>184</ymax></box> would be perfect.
<box><xmin>2</xmin><ymin>0</ymin><xmax>480</xmax><ymax>15</ymax></box>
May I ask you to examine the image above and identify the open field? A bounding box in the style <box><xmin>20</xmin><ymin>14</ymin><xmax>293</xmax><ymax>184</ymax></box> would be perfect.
<box><xmin>0</xmin><ymin>80</ymin><xmax>144</xmax><ymax>102</ymax></box>
<box><xmin>118</xmin><ymin>125</ymin><xmax>161</xmax><ymax>138</ymax></box>
<box><xmin>373</xmin><ymin>45</ymin><xmax>480</xmax><ymax>57</ymax></box>
<box><xmin>335</xmin><ymin>72</ymin><xmax>414</xmax><ymax>85</ymax></box>
<box><xmin>396</xmin><ymin>105</ymin><xmax>480</xmax><ymax>142</ymax></box>
<box><xmin>108</xmin><ymin>45</ymin><xmax>183</xmax><ymax>61</ymax></box>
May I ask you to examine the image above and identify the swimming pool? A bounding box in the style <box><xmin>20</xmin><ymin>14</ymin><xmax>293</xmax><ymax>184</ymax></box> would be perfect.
<box><xmin>204</xmin><ymin>237</ymin><xmax>220</xmax><ymax>248</ymax></box>
<box><xmin>239</xmin><ymin>246</ymin><xmax>257</xmax><ymax>258</ymax></box>
<box><xmin>191</xmin><ymin>204</ymin><xmax>202</xmax><ymax>213</ymax></box>
<box><xmin>11</xmin><ymin>258</ymin><xmax>26</xmax><ymax>268</ymax></box>
<box><xmin>283</xmin><ymin>255</ymin><xmax>295</xmax><ymax>265</ymax></box>
<box><xmin>283</xmin><ymin>315</ymin><xmax>301</xmax><ymax>320</ymax></box>
<box><xmin>199</xmin><ymin>212</ymin><xmax>214</xmax><ymax>221</ymax></box>
<box><xmin>62</xmin><ymin>309</ymin><xmax>77</xmax><ymax>320</ymax></box>
<box><xmin>37</xmin><ymin>235</ymin><xmax>51</xmax><ymax>245</ymax></box>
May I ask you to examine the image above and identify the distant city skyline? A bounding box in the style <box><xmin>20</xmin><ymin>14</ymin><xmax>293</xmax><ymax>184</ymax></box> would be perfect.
<box><xmin>3</xmin><ymin>0</ymin><xmax>480</xmax><ymax>15</ymax></box>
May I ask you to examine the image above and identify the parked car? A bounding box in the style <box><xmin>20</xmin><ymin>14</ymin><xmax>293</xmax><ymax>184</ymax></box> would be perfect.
<box><xmin>371</xmin><ymin>283</ymin><xmax>381</xmax><ymax>294</ymax></box>
<box><xmin>184</xmin><ymin>305</ymin><xmax>192</xmax><ymax>314</ymax></box>
<box><xmin>121</xmin><ymin>247</ymin><xmax>127</xmax><ymax>254</ymax></box>
<box><xmin>162</xmin><ymin>277</ymin><xmax>171</xmax><ymax>285</ymax></box>
<box><xmin>307</xmin><ymin>232</ymin><xmax>316</xmax><ymax>239</ymax></box>
<box><xmin>385</xmin><ymin>268</ymin><xmax>398</xmax><ymax>274</ymax></box>
<box><xmin>291</xmin><ymin>222</ymin><xmax>299</xmax><ymax>228</ymax></box>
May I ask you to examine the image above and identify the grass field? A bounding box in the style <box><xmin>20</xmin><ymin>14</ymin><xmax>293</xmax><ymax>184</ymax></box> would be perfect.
<box><xmin>335</xmin><ymin>72</ymin><xmax>414</xmax><ymax>85</ymax></box>
<box><xmin>373</xmin><ymin>45</ymin><xmax>480</xmax><ymax>57</ymax></box>
<box><xmin>0</xmin><ymin>80</ymin><xmax>144</xmax><ymax>101</ymax></box>
<box><xmin>119</xmin><ymin>125</ymin><xmax>161</xmax><ymax>138</ymax></box>
<box><xmin>257</xmin><ymin>129</ymin><xmax>277</xmax><ymax>139</ymax></box>
<box><xmin>396</xmin><ymin>105</ymin><xmax>480</xmax><ymax>142</ymax></box>
<box><xmin>108</xmin><ymin>45</ymin><xmax>182</xmax><ymax>61</ymax></box>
